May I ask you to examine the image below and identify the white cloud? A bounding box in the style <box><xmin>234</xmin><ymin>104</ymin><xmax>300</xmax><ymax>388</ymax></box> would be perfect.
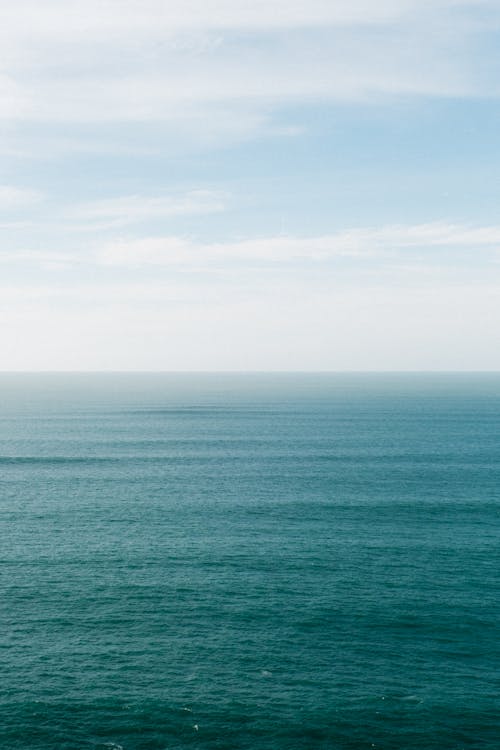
<box><xmin>0</xmin><ymin>250</ymin><xmax>78</xmax><ymax>270</ymax></box>
<box><xmin>2</xmin><ymin>218</ymin><xmax>500</xmax><ymax>370</ymax></box>
<box><xmin>0</xmin><ymin>185</ymin><xmax>44</xmax><ymax>211</ymax></box>
<box><xmin>0</xmin><ymin>39</ymin><xmax>467</xmax><ymax>126</ymax></box>
<box><xmin>69</xmin><ymin>190</ymin><xmax>227</xmax><ymax>229</ymax></box>
<box><xmin>4</xmin><ymin>222</ymin><xmax>500</xmax><ymax>274</ymax></box>
<box><xmin>0</xmin><ymin>0</ymin><xmax>497</xmax><ymax>131</ymax></box>
<box><xmin>0</xmin><ymin>1</ymin><xmax>456</xmax><ymax>42</ymax></box>
<box><xmin>1</xmin><ymin>3</ymin><xmax>498</xmax><ymax>370</ymax></box>
<box><xmin>96</xmin><ymin>223</ymin><xmax>500</xmax><ymax>269</ymax></box>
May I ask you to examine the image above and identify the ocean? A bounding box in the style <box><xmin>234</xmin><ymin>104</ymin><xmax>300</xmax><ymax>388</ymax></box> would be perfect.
<box><xmin>0</xmin><ymin>373</ymin><xmax>498</xmax><ymax>749</ymax></box>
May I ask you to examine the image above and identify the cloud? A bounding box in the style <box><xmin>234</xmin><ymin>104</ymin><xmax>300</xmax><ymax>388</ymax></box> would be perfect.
<box><xmin>0</xmin><ymin>185</ymin><xmax>44</xmax><ymax>211</ymax></box>
<box><xmin>68</xmin><ymin>190</ymin><xmax>227</xmax><ymax>229</ymax></box>
<box><xmin>4</xmin><ymin>221</ymin><xmax>500</xmax><ymax>275</ymax></box>
<box><xmin>0</xmin><ymin>1</ymin><xmax>458</xmax><ymax>42</ymax></box>
<box><xmin>2</xmin><ymin>3</ymin><xmax>499</xmax><ymax>370</ymax></box>
<box><xmin>96</xmin><ymin>233</ymin><xmax>370</xmax><ymax>269</ymax></box>
<box><xmin>96</xmin><ymin>222</ymin><xmax>500</xmax><ymax>269</ymax></box>
<box><xmin>0</xmin><ymin>0</ymin><xmax>498</xmax><ymax>134</ymax></box>
<box><xmin>0</xmin><ymin>250</ymin><xmax>78</xmax><ymax>270</ymax></box>
<box><xmin>3</xmin><ymin>218</ymin><xmax>500</xmax><ymax>370</ymax></box>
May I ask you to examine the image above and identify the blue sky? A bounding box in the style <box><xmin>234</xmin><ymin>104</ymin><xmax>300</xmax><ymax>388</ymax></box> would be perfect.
<box><xmin>2</xmin><ymin>0</ymin><xmax>500</xmax><ymax>370</ymax></box>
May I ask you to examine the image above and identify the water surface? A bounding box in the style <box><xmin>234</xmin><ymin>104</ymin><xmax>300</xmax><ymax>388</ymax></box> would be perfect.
<box><xmin>1</xmin><ymin>374</ymin><xmax>499</xmax><ymax>749</ymax></box>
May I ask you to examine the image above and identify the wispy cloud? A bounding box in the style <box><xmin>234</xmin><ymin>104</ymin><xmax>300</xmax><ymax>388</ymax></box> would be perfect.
<box><xmin>96</xmin><ymin>223</ymin><xmax>500</xmax><ymax>269</ymax></box>
<box><xmin>0</xmin><ymin>250</ymin><xmax>78</xmax><ymax>270</ymax></box>
<box><xmin>4</xmin><ymin>222</ymin><xmax>500</xmax><ymax>275</ymax></box>
<box><xmin>2</xmin><ymin>3</ymin><xmax>499</xmax><ymax>370</ymax></box>
<box><xmin>68</xmin><ymin>190</ymin><xmax>227</xmax><ymax>229</ymax></box>
<box><xmin>0</xmin><ymin>1</ymin><xmax>465</xmax><ymax>42</ymax></box>
<box><xmin>0</xmin><ymin>185</ymin><xmax>44</xmax><ymax>211</ymax></box>
<box><xmin>1</xmin><ymin>0</ymin><xmax>499</xmax><ymax>136</ymax></box>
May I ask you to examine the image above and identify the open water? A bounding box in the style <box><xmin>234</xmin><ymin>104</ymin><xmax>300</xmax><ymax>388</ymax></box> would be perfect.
<box><xmin>0</xmin><ymin>373</ymin><xmax>498</xmax><ymax>749</ymax></box>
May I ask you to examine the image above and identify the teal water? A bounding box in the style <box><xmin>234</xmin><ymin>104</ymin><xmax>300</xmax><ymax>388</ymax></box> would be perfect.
<box><xmin>0</xmin><ymin>373</ymin><xmax>499</xmax><ymax>750</ymax></box>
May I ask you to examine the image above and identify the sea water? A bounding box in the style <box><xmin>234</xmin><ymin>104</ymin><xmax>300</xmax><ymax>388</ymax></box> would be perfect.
<box><xmin>0</xmin><ymin>373</ymin><xmax>498</xmax><ymax>749</ymax></box>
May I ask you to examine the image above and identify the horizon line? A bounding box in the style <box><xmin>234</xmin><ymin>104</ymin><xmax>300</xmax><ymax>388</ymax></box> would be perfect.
<box><xmin>1</xmin><ymin>370</ymin><xmax>499</xmax><ymax>375</ymax></box>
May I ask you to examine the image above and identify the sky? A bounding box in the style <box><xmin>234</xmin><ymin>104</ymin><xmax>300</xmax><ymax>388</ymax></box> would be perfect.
<box><xmin>2</xmin><ymin>0</ymin><xmax>500</xmax><ymax>370</ymax></box>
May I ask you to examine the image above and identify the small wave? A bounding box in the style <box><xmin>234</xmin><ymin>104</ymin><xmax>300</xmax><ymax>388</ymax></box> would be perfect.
<box><xmin>0</xmin><ymin>456</ymin><xmax>116</xmax><ymax>465</ymax></box>
<box><xmin>123</xmin><ymin>407</ymin><xmax>278</xmax><ymax>416</ymax></box>
<box><xmin>400</xmin><ymin>694</ymin><xmax>423</xmax><ymax>703</ymax></box>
